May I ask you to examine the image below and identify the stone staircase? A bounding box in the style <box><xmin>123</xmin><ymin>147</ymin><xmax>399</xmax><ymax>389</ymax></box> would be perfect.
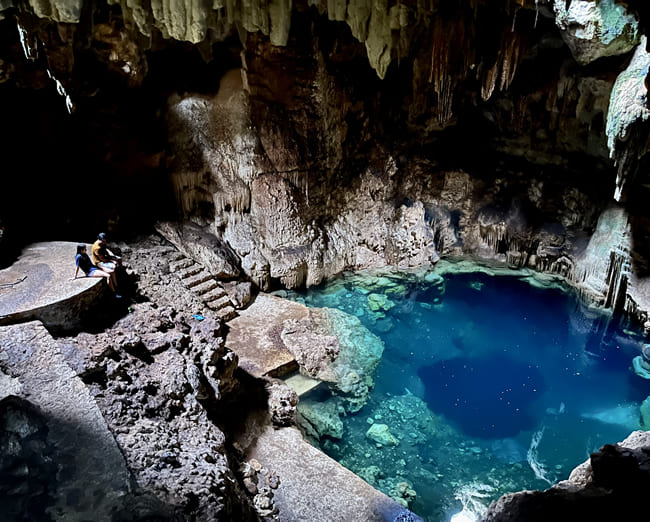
<box><xmin>168</xmin><ymin>254</ymin><xmax>238</xmax><ymax>321</ymax></box>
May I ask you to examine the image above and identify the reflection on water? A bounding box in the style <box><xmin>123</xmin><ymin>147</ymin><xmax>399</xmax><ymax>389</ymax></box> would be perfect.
<box><xmin>286</xmin><ymin>266</ymin><xmax>648</xmax><ymax>522</ymax></box>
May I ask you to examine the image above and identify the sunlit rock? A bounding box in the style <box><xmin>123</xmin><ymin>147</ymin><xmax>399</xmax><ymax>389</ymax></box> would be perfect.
<box><xmin>27</xmin><ymin>0</ymin><xmax>83</xmax><ymax>23</ymax></box>
<box><xmin>367</xmin><ymin>292</ymin><xmax>395</xmax><ymax>312</ymax></box>
<box><xmin>553</xmin><ymin>0</ymin><xmax>640</xmax><ymax>65</ymax></box>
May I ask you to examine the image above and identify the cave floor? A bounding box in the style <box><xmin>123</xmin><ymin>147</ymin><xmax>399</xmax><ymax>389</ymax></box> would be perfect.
<box><xmin>0</xmin><ymin>241</ymin><xmax>104</xmax><ymax>328</ymax></box>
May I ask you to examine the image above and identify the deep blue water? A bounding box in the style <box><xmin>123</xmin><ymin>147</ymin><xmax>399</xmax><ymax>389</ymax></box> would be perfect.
<box><xmin>286</xmin><ymin>266</ymin><xmax>649</xmax><ymax>521</ymax></box>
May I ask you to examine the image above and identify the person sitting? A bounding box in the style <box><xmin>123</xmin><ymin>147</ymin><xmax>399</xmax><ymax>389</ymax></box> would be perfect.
<box><xmin>91</xmin><ymin>232</ymin><xmax>122</xmax><ymax>271</ymax></box>
<box><xmin>74</xmin><ymin>243</ymin><xmax>120</xmax><ymax>296</ymax></box>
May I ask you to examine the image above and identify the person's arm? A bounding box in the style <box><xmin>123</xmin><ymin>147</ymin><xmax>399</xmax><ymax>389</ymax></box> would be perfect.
<box><xmin>74</xmin><ymin>265</ymin><xmax>80</xmax><ymax>279</ymax></box>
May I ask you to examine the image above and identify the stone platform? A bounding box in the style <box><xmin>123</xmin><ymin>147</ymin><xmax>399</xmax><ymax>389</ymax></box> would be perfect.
<box><xmin>226</xmin><ymin>293</ymin><xmax>306</xmax><ymax>378</ymax></box>
<box><xmin>0</xmin><ymin>241</ymin><xmax>105</xmax><ymax>329</ymax></box>
<box><xmin>248</xmin><ymin>425</ymin><xmax>422</xmax><ymax>522</ymax></box>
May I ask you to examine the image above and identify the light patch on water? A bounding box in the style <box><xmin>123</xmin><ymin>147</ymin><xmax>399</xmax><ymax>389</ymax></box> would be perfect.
<box><xmin>580</xmin><ymin>403</ymin><xmax>641</xmax><ymax>430</ymax></box>
<box><xmin>527</xmin><ymin>426</ymin><xmax>554</xmax><ymax>485</ymax></box>
<box><xmin>450</xmin><ymin>482</ymin><xmax>493</xmax><ymax>521</ymax></box>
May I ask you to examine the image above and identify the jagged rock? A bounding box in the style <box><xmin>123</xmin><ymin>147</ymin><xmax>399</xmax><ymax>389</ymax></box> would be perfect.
<box><xmin>281</xmin><ymin>318</ymin><xmax>340</xmax><ymax>381</ymax></box>
<box><xmin>222</xmin><ymin>280</ymin><xmax>253</xmax><ymax>309</ymax></box>
<box><xmin>553</xmin><ymin>0</ymin><xmax>640</xmax><ymax>65</ymax></box>
<box><xmin>266</xmin><ymin>379</ymin><xmax>298</xmax><ymax>427</ymax></box>
<box><xmin>366</xmin><ymin>423</ymin><xmax>399</xmax><ymax>446</ymax></box>
<box><xmin>155</xmin><ymin>220</ymin><xmax>240</xmax><ymax>278</ymax></box>
<box><xmin>27</xmin><ymin>0</ymin><xmax>83</xmax><ymax>23</ymax></box>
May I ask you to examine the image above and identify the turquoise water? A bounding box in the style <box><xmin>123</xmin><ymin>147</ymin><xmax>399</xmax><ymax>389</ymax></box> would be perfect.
<box><xmin>285</xmin><ymin>266</ymin><xmax>649</xmax><ymax>521</ymax></box>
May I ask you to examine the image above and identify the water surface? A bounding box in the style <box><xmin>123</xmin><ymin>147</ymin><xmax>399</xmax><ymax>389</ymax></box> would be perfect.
<box><xmin>286</xmin><ymin>265</ymin><xmax>647</xmax><ymax>521</ymax></box>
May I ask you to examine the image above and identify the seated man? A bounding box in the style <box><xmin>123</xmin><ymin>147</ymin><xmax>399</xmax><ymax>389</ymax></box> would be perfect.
<box><xmin>91</xmin><ymin>232</ymin><xmax>122</xmax><ymax>272</ymax></box>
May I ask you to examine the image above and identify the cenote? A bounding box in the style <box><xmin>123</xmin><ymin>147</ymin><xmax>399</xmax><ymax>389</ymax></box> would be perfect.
<box><xmin>285</xmin><ymin>262</ymin><xmax>649</xmax><ymax>522</ymax></box>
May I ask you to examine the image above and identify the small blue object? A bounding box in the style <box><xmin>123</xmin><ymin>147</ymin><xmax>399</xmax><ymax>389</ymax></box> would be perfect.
<box><xmin>193</xmin><ymin>314</ymin><xmax>205</xmax><ymax>321</ymax></box>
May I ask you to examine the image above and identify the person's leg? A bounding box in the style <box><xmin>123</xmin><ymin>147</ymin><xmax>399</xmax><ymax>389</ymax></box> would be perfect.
<box><xmin>89</xmin><ymin>268</ymin><xmax>115</xmax><ymax>292</ymax></box>
<box><xmin>98</xmin><ymin>261</ymin><xmax>115</xmax><ymax>273</ymax></box>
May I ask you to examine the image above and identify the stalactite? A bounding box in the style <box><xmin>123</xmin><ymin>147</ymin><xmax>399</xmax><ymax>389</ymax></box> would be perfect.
<box><xmin>480</xmin><ymin>27</ymin><xmax>524</xmax><ymax>101</ymax></box>
<box><xmin>429</xmin><ymin>13</ymin><xmax>475</xmax><ymax>124</ymax></box>
<box><xmin>16</xmin><ymin>20</ymin><xmax>38</xmax><ymax>61</ymax></box>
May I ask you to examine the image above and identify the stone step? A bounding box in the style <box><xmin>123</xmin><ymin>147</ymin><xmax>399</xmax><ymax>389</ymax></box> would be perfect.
<box><xmin>215</xmin><ymin>306</ymin><xmax>237</xmax><ymax>322</ymax></box>
<box><xmin>206</xmin><ymin>295</ymin><xmax>232</xmax><ymax>311</ymax></box>
<box><xmin>168</xmin><ymin>251</ymin><xmax>186</xmax><ymax>263</ymax></box>
<box><xmin>184</xmin><ymin>271</ymin><xmax>213</xmax><ymax>289</ymax></box>
<box><xmin>192</xmin><ymin>279</ymin><xmax>219</xmax><ymax>296</ymax></box>
<box><xmin>200</xmin><ymin>286</ymin><xmax>227</xmax><ymax>302</ymax></box>
<box><xmin>178</xmin><ymin>264</ymin><xmax>203</xmax><ymax>280</ymax></box>
<box><xmin>157</xmin><ymin>246</ymin><xmax>179</xmax><ymax>257</ymax></box>
<box><xmin>283</xmin><ymin>373</ymin><xmax>322</xmax><ymax>396</ymax></box>
<box><xmin>169</xmin><ymin>257</ymin><xmax>193</xmax><ymax>273</ymax></box>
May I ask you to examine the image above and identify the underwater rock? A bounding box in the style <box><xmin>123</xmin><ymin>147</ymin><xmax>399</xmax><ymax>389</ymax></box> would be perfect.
<box><xmin>367</xmin><ymin>293</ymin><xmax>396</xmax><ymax>312</ymax></box>
<box><xmin>632</xmin><ymin>355</ymin><xmax>650</xmax><ymax>379</ymax></box>
<box><xmin>389</xmin><ymin>481</ymin><xmax>417</xmax><ymax>508</ymax></box>
<box><xmin>366</xmin><ymin>423</ymin><xmax>399</xmax><ymax>446</ymax></box>
<box><xmin>490</xmin><ymin>438</ymin><xmax>528</xmax><ymax>464</ymax></box>
<box><xmin>297</xmin><ymin>399</ymin><xmax>344</xmax><ymax>440</ymax></box>
<box><xmin>324</xmin><ymin>308</ymin><xmax>385</xmax><ymax>412</ymax></box>
<box><xmin>357</xmin><ymin>465</ymin><xmax>383</xmax><ymax>486</ymax></box>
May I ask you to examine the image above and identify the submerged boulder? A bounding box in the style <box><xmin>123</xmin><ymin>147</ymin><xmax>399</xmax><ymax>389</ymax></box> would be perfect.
<box><xmin>297</xmin><ymin>398</ymin><xmax>344</xmax><ymax>440</ymax></box>
<box><xmin>366</xmin><ymin>423</ymin><xmax>400</xmax><ymax>446</ymax></box>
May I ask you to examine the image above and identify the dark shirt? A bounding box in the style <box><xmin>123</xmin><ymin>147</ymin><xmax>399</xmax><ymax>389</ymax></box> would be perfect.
<box><xmin>75</xmin><ymin>253</ymin><xmax>94</xmax><ymax>275</ymax></box>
